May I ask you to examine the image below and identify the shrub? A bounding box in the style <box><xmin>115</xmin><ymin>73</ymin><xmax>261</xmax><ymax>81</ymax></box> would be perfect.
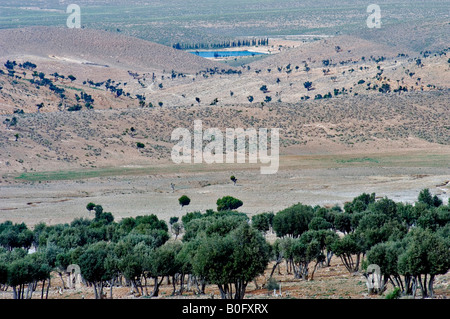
<box><xmin>385</xmin><ymin>287</ymin><xmax>401</xmax><ymax>299</ymax></box>
<box><xmin>216</xmin><ymin>196</ymin><xmax>243</xmax><ymax>211</ymax></box>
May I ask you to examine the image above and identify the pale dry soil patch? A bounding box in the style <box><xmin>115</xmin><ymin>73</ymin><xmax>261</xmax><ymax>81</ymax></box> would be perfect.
<box><xmin>0</xmin><ymin>152</ymin><xmax>449</xmax><ymax>227</ymax></box>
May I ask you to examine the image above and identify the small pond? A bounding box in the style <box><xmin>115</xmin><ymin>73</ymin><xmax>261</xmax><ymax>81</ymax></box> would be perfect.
<box><xmin>189</xmin><ymin>50</ymin><xmax>267</xmax><ymax>58</ymax></box>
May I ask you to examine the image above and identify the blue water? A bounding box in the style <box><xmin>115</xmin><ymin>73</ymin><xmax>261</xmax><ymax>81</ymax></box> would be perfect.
<box><xmin>189</xmin><ymin>50</ymin><xmax>266</xmax><ymax>58</ymax></box>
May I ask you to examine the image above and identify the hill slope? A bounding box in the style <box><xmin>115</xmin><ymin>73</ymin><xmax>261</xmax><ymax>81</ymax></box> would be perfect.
<box><xmin>0</xmin><ymin>26</ymin><xmax>225</xmax><ymax>74</ymax></box>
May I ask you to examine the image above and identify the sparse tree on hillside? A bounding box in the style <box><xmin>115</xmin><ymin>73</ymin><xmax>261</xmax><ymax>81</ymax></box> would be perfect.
<box><xmin>86</xmin><ymin>202</ymin><xmax>96</xmax><ymax>212</ymax></box>
<box><xmin>304</xmin><ymin>81</ymin><xmax>313</xmax><ymax>91</ymax></box>
<box><xmin>178</xmin><ymin>195</ymin><xmax>191</xmax><ymax>209</ymax></box>
<box><xmin>36</xmin><ymin>103</ymin><xmax>44</xmax><ymax>113</ymax></box>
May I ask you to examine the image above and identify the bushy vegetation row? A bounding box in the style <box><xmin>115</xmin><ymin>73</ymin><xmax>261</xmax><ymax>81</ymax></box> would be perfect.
<box><xmin>0</xmin><ymin>190</ymin><xmax>448</xmax><ymax>299</ymax></box>
<box><xmin>173</xmin><ymin>38</ymin><xmax>269</xmax><ymax>50</ymax></box>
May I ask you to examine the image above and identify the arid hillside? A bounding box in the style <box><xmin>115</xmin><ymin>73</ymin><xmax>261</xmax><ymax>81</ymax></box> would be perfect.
<box><xmin>1</xmin><ymin>30</ymin><xmax>448</xmax><ymax>117</ymax></box>
<box><xmin>1</xmin><ymin>91</ymin><xmax>449</xmax><ymax>177</ymax></box>
<box><xmin>0</xmin><ymin>27</ymin><xmax>226</xmax><ymax>74</ymax></box>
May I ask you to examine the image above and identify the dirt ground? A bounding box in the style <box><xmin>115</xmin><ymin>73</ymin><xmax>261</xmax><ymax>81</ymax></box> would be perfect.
<box><xmin>1</xmin><ymin>157</ymin><xmax>449</xmax><ymax>227</ymax></box>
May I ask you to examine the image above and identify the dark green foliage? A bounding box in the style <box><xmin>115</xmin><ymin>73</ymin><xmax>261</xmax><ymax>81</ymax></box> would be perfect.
<box><xmin>67</xmin><ymin>104</ymin><xmax>82</xmax><ymax>112</ymax></box>
<box><xmin>0</xmin><ymin>189</ymin><xmax>447</xmax><ymax>299</ymax></box>
<box><xmin>308</xmin><ymin>216</ymin><xmax>332</xmax><ymax>231</ymax></box>
<box><xmin>0</xmin><ymin>222</ymin><xmax>33</xmax><ymax>251</ymax></box>
<box><xmin>21</xmin><ymin>61</ymin><xmax>37</xmax><ymax>70</ymax></box>
<box><xmin>303</xmin><ymin>81</ymin><xmax>313</xmax><ymax>90</ymax></box>
<box><xmin>181</xmin><ymin>211</ymin><xmax>203</xmax><ymax>227</ymax></box>
<box><xmin>182</xmin><ymin>213</ymin><xmax>248</xmax><ymax>242</ymax></box>
<box><xmin>418</xmin><ymin>188</ymin><xmax>433</xmax><ymax>206</ymax></box>
<box><xmin>332</xmin><ymin>232</ymin><xmax>364</xmax><ymax>272</ymax></box>
<box><xmin>86</xmin><ymin>202</ymin><xmax>96</xmax><ymax>211</ymax></box>
<box><xmin>385</xmin><ymin>287</ymin><xmax>401</xmax><ymax>299</ymax></box>
<box><xmin>273</xmin><ymin>203</ymin><xmax>314</xmax><ymax>238</ymax></box>
<box><xmin>78</xmin><ymin>241</ymin><xmax>117</xmax><ymax>299</ymax></box>
<box><xmin>418</xmin><ymin>188</ymin><xmax>443</xmax><ymax>208</ymax></box>
<box><xmin>189</xmin><ymin>222</ymin><xmax>270</xmax><ymax>299</ymax></box>
<box><xmin>344</xmin><ymin>193</ymin><xmax>376</xmax><ymax>213</ymax></box>
<box><xmin>4</xmin><ymin>60</ymin><xmax>16</xmax><ymax>70</ymax></box>
<box><xmin>333</xmin><ymin>212</ymin><xmax>353</xmax><ymax>234</ymax></box>
<box><xmin>216</xmin><ymin>196</ymin><xmax>243</xmax><ymax>211</ymax></box>
<box><xmin>178</xmin><ymin>195</ymin><xmax>191</xmax><ymax>208</ymax></box>
<box><xmin>251</xmin><ymin>212</ymin><xmax>274</xmax><ymax>234</ymax></box>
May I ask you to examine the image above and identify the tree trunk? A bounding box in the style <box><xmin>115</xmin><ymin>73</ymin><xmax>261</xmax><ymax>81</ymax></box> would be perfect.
<box><xmin>58</xmin><ymin>272</ymin><xmax>67</xmax><ymax>289</ymax></box>
<box><xmin>41</xmin><ymin>279</ymin><xmax>46</xmax><ymax>299</ymax></box>
<box><xmin>427</xmin><ymin>275</ymin><xmax>435</xmax><ymax>298</ymax></box>
<box><xmin>412</xmin><ymin>276</ymin><xmax>418</xmax><ymax>298</ymax></box>
<box><xmin>269</xmin><ymin>259</ymin><xmax>282</xmax><ymax>278</ymax></box>
<box><xmin>46</xmin><ymin>277</ymin><xmax>51</xmax><ymax>299</ymax></box>
<box><xmin>326</xmin><ymin>251</ymin><xmax>333</xmax><ymax>267</ymax></box>
<box><xmin>151</xmin><ymin>277</ymin><xmax>164</xmax><ymax>297</ymax></box>
<box><xmin>172</xmin><ymin>275</ymin><xmax>177</xmax><ymax>295</ymax></box>
<box><xmin>418</xmin><ymin>274</ymin><xmax>426</xmax><ymax>298</ymax></box>
<box><xmin>93</xmin><ymin>282</ymin><xmax>99</xmax><ymax>299</ymax></box>
<box><xmin>109</xmin><ymin>278</ymin><xmax>115</xmax><ymax>299</ymax></box>
<box><xmin>218</xmin><ymin>284</ymin><xmax>227</xmax><ymax>299</ymax></box>
<box><xmin>310</xmin><ymin>261</ymin><xmax>319</xmax><ymax>281</ymax></box>
<box><xmin>100</xmin><ymin>281</ymin><xmax>105</xmax><ymax>299</ymax></box>
<box><xmin>179</xmin><ymin>274</ymin><xmax>185</xmax><ymax>294</ymax></box>
<box><xmin>234</xmin><ymin>280</ymin><xmax>247</xmax><ymax>299</ymax></box>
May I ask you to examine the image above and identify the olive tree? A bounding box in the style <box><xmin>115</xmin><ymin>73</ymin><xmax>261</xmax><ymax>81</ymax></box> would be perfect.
<box><xmin>398</xmin><ymin>228</ymin><xmax>449</xmax><ymax>298</ymax></box>
<box><xmin>272</xmin><ymin>203</ymin><xmax>313</xmax><ymax>238</ymax></box>
<box><xmin>190</xmin><ymin>222</ymin><xmax>270</xmax><ymax>299</ymax></box>
<box><xmin>78</xmin><ymin>241</ymin><xmax>116</xmax><ymax>299</ymax></box>
<box><xmin>178</xmin><ymin>195</ymin><xmax>191</xmax><ymax>209</ymax></box>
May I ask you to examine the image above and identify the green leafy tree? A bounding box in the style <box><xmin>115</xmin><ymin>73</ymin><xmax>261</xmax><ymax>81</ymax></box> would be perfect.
<box><xmin>398</xmin><ymin>228</ymin><xmax>450</xmax><ymax>298</ymax></box>
<box><xmin>78</xmin><ymin>241</ymin><xmax>116</xmax><ymax>299</ymax></box>
<box><xmin>303</xmin><ymin>81</ymin><xmax>313</xmax><ymax>91</ymax></box>
<box><xmin>7</xmin><ymin>256</ymin><xmax>34</xmax><ymax>299</ymax></box>
<box><xmin>365</xmin><ymin>241</ymin><xmax>405</xmax><ymax>295</ymax></box>
<box><xmin>331</xmin><ymin>233</ymin><xmax>364</xmax><ymax>273</ymax></box>
<box><xmin>190</xmin><ymin>223</ymin><xmax>270</xmax><ymax>299</ymax></box>
<box><xmin>418</xmin><ymin>189</ymin><xmax>433</xmax><ymax>206</ymax></box>
<box><xmin>272</xmin><ymin>203</ymin><xmax>313</xmax><ymax>238</ymax></box>
<box><xmin>146</xmin><ymin>242</ymin><xmax>182</xmax><ymax>297</ymax></box>
<box><xmin>216</xmin><ymin>196</ymin><xmax>243</xmax><ymax>211</ymax></box>
<box><xmin>178</xmin><ymin>195</ymin><xmax>191</xmax><ymax>208</ymax></box>
<box><xmin>86</xmin><ymin>202</ymin><xmax>96</xmax><ymax>212</ymax></box>
<box><xmin>251</xmin><ymin>212</ymin><xmax>274</xmax><ymax>235</ymax></box>
<box><xmin>308</xmin><ymin>216</ymin><xmax>332</xmax><ymax>231</ymax></box>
